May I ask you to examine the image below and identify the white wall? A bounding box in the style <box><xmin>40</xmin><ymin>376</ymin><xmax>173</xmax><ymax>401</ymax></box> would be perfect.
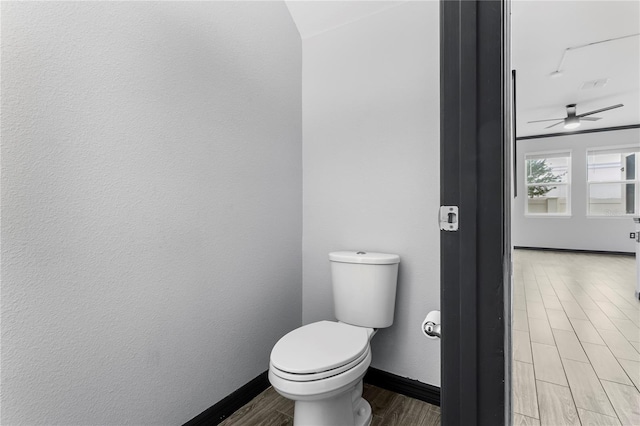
<box><xmin>513</xmin><ymin>128</ymin><xmax>640</xmax><ymax>252</ymax></box>
<box><xmin>1</xmin><ymin>2</ymin><xmax>301</xmax><ymax>424</ymax></box>
<box><xmin>301</xmin><ymin>2</ymin><xmax>441</xmax><ymax>386</ymax></box>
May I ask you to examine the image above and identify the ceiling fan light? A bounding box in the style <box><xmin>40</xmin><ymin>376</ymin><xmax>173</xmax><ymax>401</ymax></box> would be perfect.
<box><xmin>564</xmin><ymin>117</ymin><xmax>580</xmax><ymax>129</ymax></box>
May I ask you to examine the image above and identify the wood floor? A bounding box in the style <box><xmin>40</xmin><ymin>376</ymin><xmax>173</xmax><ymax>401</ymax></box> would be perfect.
<box><xmin>512</xmin><ymin>249</ymin><xmax>640</xmax><ymax>426</ymax></box>
<box><xmin>218</xmin><ymin>384</ymin><xmax>441</xmax><ymax>426</ymax></box>
<box><xmin>220</xmin><ymin>249</ymin><xmax>638</xmax><ymax>426</ymax></box>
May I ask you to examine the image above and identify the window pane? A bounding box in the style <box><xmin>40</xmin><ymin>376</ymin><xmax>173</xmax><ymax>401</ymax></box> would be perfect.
<box><xmin>587</xmin><ymin>151</ymin><xmax>637</xmax><ymax>181</ymax></box>
<box><xmin>625</xmin><ymin>153</ymin><xmax>636</xmax><ymax>181</ymax></box>
<box><xmin>526</xmin><ymin>157</ymin><xmax>569</xmax><ymax>184</ymax></box>
<box><xmin>527</xmin><ymin>184</ymin><xmax>568</xmax><ymax>214</ymax></box>
<box><xmin>588</xmin><ymin>182</ymin><xmax>636</xmax><ymax>215</ymax></box>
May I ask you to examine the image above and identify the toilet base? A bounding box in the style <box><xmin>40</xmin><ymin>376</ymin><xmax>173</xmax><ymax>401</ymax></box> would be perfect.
<box><xmin>292</xmin><ymin>380</ymin><xmax>372</xmax><ymax>426</ymax></box>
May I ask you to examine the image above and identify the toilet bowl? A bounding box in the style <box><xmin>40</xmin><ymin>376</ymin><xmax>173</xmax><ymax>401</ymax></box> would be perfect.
<box><xmin>268</xmin><ymin>251</ymin><xmax>400</xmax><ymax>426</ymax></box>
<box><xmin>269</xmin><ymin>321</ymin><xmax>374</xmax><ymax>426</ymax></box>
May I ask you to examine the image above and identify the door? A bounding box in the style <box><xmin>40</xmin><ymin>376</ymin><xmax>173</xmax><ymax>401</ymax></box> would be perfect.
<box><xmin>440</xmin><ymin>0</ymin><xmax>511</xmax><ymax>424</ymax></box>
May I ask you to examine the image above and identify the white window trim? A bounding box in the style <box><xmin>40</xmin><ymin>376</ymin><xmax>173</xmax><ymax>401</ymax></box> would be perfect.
<box><xmin>586</xmin><ymin>145</ymin><xmax>639</xmax><ymax>218</ymax></box>
<box><xmin>524</xmin><ymin>150</ymin><xmax>572</xmax><ymax>217</ymax></box>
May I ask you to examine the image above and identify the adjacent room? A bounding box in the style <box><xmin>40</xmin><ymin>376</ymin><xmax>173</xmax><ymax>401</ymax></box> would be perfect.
<box><xmin>511</xmin><ymin>2</ymin><xmax>640</xmax><ymax>425</ymax></box>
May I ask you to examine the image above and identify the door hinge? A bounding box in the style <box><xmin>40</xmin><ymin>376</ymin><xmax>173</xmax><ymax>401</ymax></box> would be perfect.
<box><xmin>439</xmin><ymin>206</ymin><xmax>459</xmax><ymax>231</ymax></box>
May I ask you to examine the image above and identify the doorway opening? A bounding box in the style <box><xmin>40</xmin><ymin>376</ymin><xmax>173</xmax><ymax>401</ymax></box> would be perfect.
<box><xmin>509</xmin><ymin>2</ymin><xmax>640</xmax><ymax>424</ymax></box>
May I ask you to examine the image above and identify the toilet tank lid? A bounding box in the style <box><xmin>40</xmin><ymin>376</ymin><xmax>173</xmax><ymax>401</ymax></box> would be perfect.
<box><xmin>329</xmin><ymin>251</ymin><xmax>400</xmax><ymax>265</ymax></box>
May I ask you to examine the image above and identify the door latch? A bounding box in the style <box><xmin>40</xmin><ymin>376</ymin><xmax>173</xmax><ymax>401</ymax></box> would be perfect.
<box><xmin>439</xmin><ymin>206</ymin><xmax>458</xmax><ymax>231</ymax></box>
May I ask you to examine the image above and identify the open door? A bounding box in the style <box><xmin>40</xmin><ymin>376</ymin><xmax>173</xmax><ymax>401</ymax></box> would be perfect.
<box><xmin>440</xmin><ymin>0</ymin><xmax>511</xmax><ymax>424</ymax></box>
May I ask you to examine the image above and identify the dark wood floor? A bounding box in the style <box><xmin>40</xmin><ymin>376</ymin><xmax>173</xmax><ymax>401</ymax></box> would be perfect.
<box><xmin>219</xmin><ymin>383</ymin><xmax>441</xmax><ymax>426</ymax></box>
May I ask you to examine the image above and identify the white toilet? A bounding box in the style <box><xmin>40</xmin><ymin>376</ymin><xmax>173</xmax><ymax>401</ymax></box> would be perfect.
<box><xmin>268</xmin><ymin>251</ymin><xmax>400</xmax><ymax>426</ymax></box>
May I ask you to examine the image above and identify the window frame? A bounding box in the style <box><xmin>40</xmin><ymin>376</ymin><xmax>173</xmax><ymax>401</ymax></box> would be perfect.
<box><xmin>524</xmin><ymin>150</ymin><xmax>572</xmax><ymax>217</ymax></box>
<box><xmin>586</xmin><ymin>145</ymin><xmax>639</xmax><ymax>218</ymax></box>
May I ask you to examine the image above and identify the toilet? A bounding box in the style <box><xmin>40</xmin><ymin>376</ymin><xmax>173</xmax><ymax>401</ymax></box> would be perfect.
<box><xmin>268</xmin><ymin>251</ymin><xmax>400</xmax><ymax>426</ymax></box>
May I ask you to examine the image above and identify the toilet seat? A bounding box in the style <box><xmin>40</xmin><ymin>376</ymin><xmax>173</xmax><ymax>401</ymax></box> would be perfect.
<box><xmin>268</xmin><ymin>349</ymin><xmax>371</xmax><ymax>401</ymax></box>
<box><xmin>270</xmin><ymin>321</ymin><xmax>370</xmax><ymax>381</ymax></box>
<box><xmin>270</xmin><ymin>347</ymin><xmax>370</xmax><ymax>382</ymax></box>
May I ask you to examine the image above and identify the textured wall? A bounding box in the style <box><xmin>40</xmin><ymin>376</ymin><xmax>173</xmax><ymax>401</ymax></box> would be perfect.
<box><xmin>513</xmin><ymin>128</ymin><xmax>640</xmax><ymax>252</ymax></box>
<box><xmin>301</xmin><ymin>2</ymin><xmax>441</xmax><ymax>386</ymax></box>
<box><xmin>1</xmin><ymin>2</ymin><xmax>301</xmax><ymax>424</ymax></box>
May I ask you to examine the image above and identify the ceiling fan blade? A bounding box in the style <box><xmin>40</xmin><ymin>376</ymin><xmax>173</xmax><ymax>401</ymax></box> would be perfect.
<box><xmin>580</xmin><ymin>117</ymin><xmax>601</xmax><ymax>121</ymax></box>
<box><xmin>527</xmin><ymin>118</ymin><xmax>565</xmax><ymax>123</ymax></box>
<box><xmin>545</xmin><ymin>121</ymin><xmax>564</xmax><ymax>129</ymax></box>
<box><xmin>578</xmin><ymin>103</ymin><xmax>623</xmax><ymax>117</ymax></box>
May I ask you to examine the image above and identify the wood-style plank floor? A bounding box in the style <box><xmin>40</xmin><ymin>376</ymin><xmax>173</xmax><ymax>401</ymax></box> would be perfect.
<box><xmin>512</xmin><ymin>249</ymin><xmax>640</xmax><ymax>426</ymax></box>
<box><xmin>220</xmin><ymin>249</ymin><xmax>638</xmax><ymax>425</ymax></box>
<box><xmin>219</xmin><ymin>384</ymin><xmax>441</xmax><ymax>426</ymax></box>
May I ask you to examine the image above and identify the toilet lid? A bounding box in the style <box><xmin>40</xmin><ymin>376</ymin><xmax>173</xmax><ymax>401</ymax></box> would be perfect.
<box><xmin>270</xmin><ymin>321</ymin><xmax>370</xmax><ymax>374</ymax></box>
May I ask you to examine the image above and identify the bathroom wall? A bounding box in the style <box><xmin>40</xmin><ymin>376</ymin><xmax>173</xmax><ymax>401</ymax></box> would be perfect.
<box><xmin>301</xmin><ymin>2</ymin><xmax>441</xmax><ymax>386</ymax></box>
<box><xmin>1</xmin><ymin>2</ymin><xmax>301</xmax><ymax>424</ymax></box>
<box><xmin>513</xmin><ymin>128</ymin><xmax>639</xmax><ymax>252</ymax></box>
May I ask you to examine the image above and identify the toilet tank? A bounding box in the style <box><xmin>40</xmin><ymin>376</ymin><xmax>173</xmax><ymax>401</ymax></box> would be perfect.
<box><xmin>329</xmin><ymin>251</ymin><xmax>400</xmax><ymax>328</ymax></box>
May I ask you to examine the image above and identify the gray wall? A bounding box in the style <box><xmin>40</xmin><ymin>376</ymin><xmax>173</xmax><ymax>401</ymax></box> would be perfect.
<box><xmin>301</xmin><ymin>2</ymin><xmax>441</xmax><ymax>386</ymax></box>
<box><xmin>1</xmin><ymin>2</ymin><xmax>301</xmax><ymax>424</ymax></box>
<box><xmin>513</xmin><ymin>128</ymin><xmax>640</xmax><ymax>252</ymax></box>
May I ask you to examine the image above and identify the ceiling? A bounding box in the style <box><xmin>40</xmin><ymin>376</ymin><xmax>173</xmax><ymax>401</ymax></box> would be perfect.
<box><xmin>285</xmin><ymin>1</ymin><xmax>640</xmax><ymax>137</ymax></box>
<box><xmin>512</xmin><ymin>1</ymin><xmax>640</xmax><ymax>137</ymax></box>
<box><xmin>285</xmin><ymin>1</ymin><xmax>405</xmax><ymax>39</ymax></box>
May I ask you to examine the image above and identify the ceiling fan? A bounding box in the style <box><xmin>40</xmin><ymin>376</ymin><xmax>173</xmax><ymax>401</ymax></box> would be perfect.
<box><xmin>527</xmin><ymin>103</ymin><xmax>624</xmax><ymax>130</ymax></box>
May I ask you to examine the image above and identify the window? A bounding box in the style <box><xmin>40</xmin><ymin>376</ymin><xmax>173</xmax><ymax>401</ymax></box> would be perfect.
<box><xmin>587</xmin><ymin>146</ymin><xmax>639</xmax><ymax>216</ymax></box>
<box><xmin>525</xmin><ymin>151</ymin><xmax>571</xmax><ymax>215</ymax></box>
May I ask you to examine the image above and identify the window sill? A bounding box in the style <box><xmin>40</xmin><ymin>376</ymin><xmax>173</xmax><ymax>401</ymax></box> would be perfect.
<box><xmin>587</xmin><ymin>215</ymin><xmax>638</xmax><ymax>220</ymax></box>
